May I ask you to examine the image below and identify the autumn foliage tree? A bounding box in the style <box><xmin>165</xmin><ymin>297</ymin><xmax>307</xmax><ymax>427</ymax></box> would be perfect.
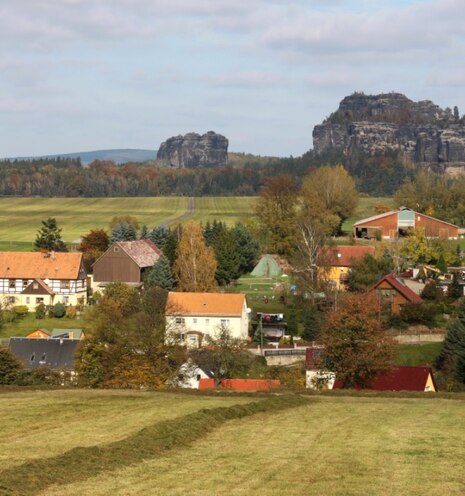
<box><xmin>173</xmin><ymin>222</ymin><xmax>217</xmax><ymax>292</ymax></box>
<box><xmin>320</xmin><ymin>293</ymin><xmax>397</xmax><ymax>388</ymax></box>
<box><xmin>78</xmin><ymin>229</ymin><xmax>109</xmax><ymax>272</ymax></box>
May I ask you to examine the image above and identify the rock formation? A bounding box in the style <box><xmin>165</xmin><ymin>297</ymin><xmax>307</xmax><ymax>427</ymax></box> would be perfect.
<box><xmin>157</xmin><ymin>131</ymin><xmax>228</xmax><ymax>168</ymax></box>
<box><xmin>313</xmin><ymin>92</ymin><xmax>465</xmax><ymax>169</ymax></box>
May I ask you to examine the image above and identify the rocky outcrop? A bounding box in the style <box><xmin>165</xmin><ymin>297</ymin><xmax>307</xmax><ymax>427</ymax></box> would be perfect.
<box><xmin>157</xmin><ymin>131</ymin><xmax>228</xmax><ymax>168</ymax></box>
<box><xmin>313</xmin><ymin>92</ymin><xmax>465</xmax><ymax>168</ymax></box>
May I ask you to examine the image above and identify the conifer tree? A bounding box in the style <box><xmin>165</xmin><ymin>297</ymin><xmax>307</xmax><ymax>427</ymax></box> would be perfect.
<box><xmin>109</xmin><ymin>222</ymin><xmax>137</xmax><ymax>245</ymax></box>
<box><xmin>34</xmin><ymin>217</ymin><xmax>68</xmax><ymax>252</ymax></box>
<box><xmin>149</xmin><ymin>225</ymin><xmax>169</xmax><ymax>249</ymax></box>
<box><xmin>139</xmin><ymin>224</ymin><xmax>149</xmax><ymax>239</ymax></box>
<box><xmin>231</xmin><ymin>222</ymin><xmax>260</xmax><ymax>273</ymax></box>
<box><xmin>146</xmin><ymin>255</ymin><xmax>175</xmax><ymax>291</ymax></box>
<box><xmin>212</xmin><ymin>230</ymin><xmax>241</xmax><ymax>285</ymax></box>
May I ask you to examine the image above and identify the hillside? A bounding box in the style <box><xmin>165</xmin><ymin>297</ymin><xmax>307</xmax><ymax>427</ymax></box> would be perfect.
<box><xmin>0</xmin><ymin>390</ymin><xmax>463</xmax><ymax>495</ymax></box>
<box><xmin>313</xmin><ymin>92</ymin><xmax>465</xmax><ymax>172</ymax></box>
<box><xmin>3</xmin><ymin>149</ymin><xmax>158</xmax><ymax>165</ymax></box>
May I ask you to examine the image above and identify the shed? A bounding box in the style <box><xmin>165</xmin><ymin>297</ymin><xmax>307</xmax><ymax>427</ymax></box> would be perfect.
<box><xmin>251</xmin><ymin>255</ymin><xmax>282</xmax><ymax>277</ymax></box>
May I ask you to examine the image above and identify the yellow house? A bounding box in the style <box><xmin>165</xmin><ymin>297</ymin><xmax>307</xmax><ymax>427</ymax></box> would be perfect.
<box><xmin>319</xmin><ymin>245</ymin><xmax>375</xmax><ymax>290</ymax></box>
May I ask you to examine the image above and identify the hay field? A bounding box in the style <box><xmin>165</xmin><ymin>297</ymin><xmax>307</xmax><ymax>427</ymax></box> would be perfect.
<box><xmin>0</xmin><ymin>390</ymin><xmax>463</xmax><ymax>496</ymax></box>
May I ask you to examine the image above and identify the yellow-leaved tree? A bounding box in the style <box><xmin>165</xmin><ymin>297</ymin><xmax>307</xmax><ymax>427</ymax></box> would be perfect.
<box><xmin>173</xmin><ymin>222</ymin><xmax>218</xmax><ymax>292</ymax></box>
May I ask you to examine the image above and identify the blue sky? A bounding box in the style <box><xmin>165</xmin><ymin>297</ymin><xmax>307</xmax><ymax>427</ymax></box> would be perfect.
<box><xmin>1</xmin><ymin>0</ymin><xmax>465</xmax><ymax>157</ymax></box>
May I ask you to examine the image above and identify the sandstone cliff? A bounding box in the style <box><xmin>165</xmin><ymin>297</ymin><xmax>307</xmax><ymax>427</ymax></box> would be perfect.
<box><xmin>157</xmin><ymin>131</ymin><xmax>228</xmax><ymax>168</ymax></box>
<box><xmin>313</xmin><ymin>92</ymin><xmax>465</xmax><ymax>168</ymax></box>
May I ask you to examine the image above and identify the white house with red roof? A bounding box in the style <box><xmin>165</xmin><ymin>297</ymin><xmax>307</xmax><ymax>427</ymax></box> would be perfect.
<box><xmin>165</xmin><ymin>292</ymin><xmax>249</xmax><ymax>347</ymax></box>
<box><xmin>0</xmin><ymin>251</ymin><xmax>87</xmax><ymax>310</ymax></box>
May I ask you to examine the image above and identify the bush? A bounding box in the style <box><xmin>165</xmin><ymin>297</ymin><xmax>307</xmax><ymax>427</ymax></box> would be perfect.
<box><xmin>399</xmin><ymin>302</ymin><xmax>438</xmax><ymax>326</ymax></box>
<box><xmin>13</xmin><ymin>306</ymin><xmax>29</xmax><ymax>319</ymax></box>
<box><xmin>53</xmin><ymin>302</ymin><xmax>66</xmax><ymax>318</ymax></box>
<box><xmin>35</xmin><ymin>303</ymin><xmax>46</xmax><ymax>319</ymax></box>
<box><xmin>0</xmin><ymin>347</ymin><xmax>22</xmax><ymax>384</ymax></box>
<box><xmin>66</xmin><ymin>305</ymin><xmax>77</xmax><ymax>319</ymax></box>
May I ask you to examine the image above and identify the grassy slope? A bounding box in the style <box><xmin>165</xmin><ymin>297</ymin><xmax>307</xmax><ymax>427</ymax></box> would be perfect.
<box><xmin>395</xmin><ymin>342</ymin><xmax>443</xmax><ymax>366</ymax></box>
<box><xmin>0</xmin><ymin>390</ymin><xmax>253</xmax><ymax>472</ymax></box>
<box><xmin>0</xmin><ymin>313</ymin><xmax>86</xmax><ymax>339</ymax></box>
<box><xmin>16</xmin><ymin>393</ymin><xmax>463</xmax><ymax>496</ymax></box>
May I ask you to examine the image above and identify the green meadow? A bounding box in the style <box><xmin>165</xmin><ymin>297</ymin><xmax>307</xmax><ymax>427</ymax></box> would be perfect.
<box><xmin>0</xmin><ymin>390</ymin><xmax>463</xmax><ymax>496</ymax></box>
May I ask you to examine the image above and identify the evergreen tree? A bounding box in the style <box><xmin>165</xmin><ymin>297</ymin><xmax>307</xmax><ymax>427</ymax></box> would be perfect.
<box><xmin>447</xmin><ymin>272</ymin><xmax>463</xmax><ymax>300</ymax></box>
<box><xmin>139</xmin><ymin>224</ymin><xmax>149</xmax><ymax>239</ymax></box>
<box><xmin>162</xmin><ymin>229</ymin><xmax>178</xmax><ymax>267</ymax></box>
<box><xmin>437</xmin><ymin>299</ymin><xmax>465</xmax><ymax>385</ymax></box>
<box><xmin>109</xmin><ymin>222</ymin><xmax>137</xmax><ymax>245</ymax></box>
<box><xmin>253</xmin><ymin>318</ymin><xmax>268</xmax><ymax>346</ymax></box>
<box><xmin>287</xmin><ymin>309</ymin><xmax>298</xmax><ymax>344</ymax></box>
<box><xmin>301</xmin><ymin>306</ymin><xmax>322</xmax><ymax>342</ymax></box>
<box><xmin>231</xmin><ymin>222</ymin><xmax>260</xmax><ymax>274</ymax></box>
<box><xmin>149</xmin><ymin>225</ymin><xmax>169</xmax><ymax>249</ymax></box>
<box><xmin>146</xmin><ymin>255</ymin><xmax>175</xmax><ymax>290</ymax></box>
<box><xmin>212</xmin><ymin>230</ymin><xmax>241</xmax><ymax>285</ymax></box>
<box><xmin>34</xmin><ymin>217</ymin><xmax>68</xmax><ymax>252</ymax></box>
<box><xmin>437</xmin><ymin>253</ymin><xmax>447</xmax><ymax>273</ymax></box>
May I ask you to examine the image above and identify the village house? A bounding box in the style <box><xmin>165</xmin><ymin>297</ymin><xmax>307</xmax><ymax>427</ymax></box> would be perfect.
<box><xmin>92</xmin><ymin>239</ymin><xmax>160</xmax><ymax>289</ymax></box>
<box><xmin>0</xmin><ymin>251</ymin><xmax>87</xmax><ymax>311</ymax></box>
<box><xmin>165</xmin><ymin>292</ymin><xmax>249</xmax><ymax>347</ymax></box>
<box><xmin>319</xmin><ymin>245</ymin><xmax>375</xmax><ymax>290</ymax></box>
<box><xmin>354</xmin><ymin>207</ymin><xmax>460</xmax><ymax>240</ymax></box>
<box><xmin>369</xmin><ymin>272</ymin><xmax>422</xmax><ymax>315</ymax></box>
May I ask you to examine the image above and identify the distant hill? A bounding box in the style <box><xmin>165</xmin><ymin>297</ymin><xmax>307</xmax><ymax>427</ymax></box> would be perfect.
<box><xmin>4</xmin><ymin>149</ymin><xmax>158</xmax><ymax>165</ymax></box>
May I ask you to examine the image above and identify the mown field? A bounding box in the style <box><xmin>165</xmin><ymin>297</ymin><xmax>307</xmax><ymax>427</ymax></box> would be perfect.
<box><xmin>0</xmin><ymin>389</ymin><xmax>463</xmax><ymax>496</ymax></box>
<box><xmin>0</xmin><ymin>195</ymin><xmax>390</xmax><ymax>246</ymax></box>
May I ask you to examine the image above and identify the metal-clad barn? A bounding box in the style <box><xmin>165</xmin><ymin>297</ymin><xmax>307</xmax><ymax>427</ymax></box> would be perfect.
<box><xmin>354</xmin><ymin>207</ymin><xmax>460</xmax><ymax>240</ymax></box>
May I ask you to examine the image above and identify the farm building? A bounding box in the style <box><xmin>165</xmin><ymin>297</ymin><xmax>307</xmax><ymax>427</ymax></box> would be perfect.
<box><xmin>354</xmin><ymin>207</ymin><xmax>460</xmax><ymax>240</ymax></box>
<box><xmin>319</xmin><ymin>245</ymin><xmax>375</xmax><ymax>290</ymax></box>
<box><xmin>165</xmin><ymin>292</ymin><xmax>249</xmax><ymax>347</ymax></box>
<box><xmin>333</xmin><ymin>366</ymin><xmax>437</xmax><ymax>392</ymax></box>
<box><xmin>369</xmin><ymin>273</ymin><xmax>422</xmax><ymax>315</ymax></box>
<box><xmin>92</xmin><ymin>239</ymin><xmax>160</xmax><ymax>288</ymax></box>
<box><xmin>9</xmin><ymin>337</ymin><xmax>80</xmax><ymax>370</ymax></box>
<box><xmin>0</xmin><ymin>251</ymin><xmax>87</xmax><ymax>311</ymax></box>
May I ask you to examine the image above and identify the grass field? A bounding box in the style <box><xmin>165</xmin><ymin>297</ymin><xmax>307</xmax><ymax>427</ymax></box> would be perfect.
<box><xmin>0</xmin><ymin>390</ymin><xmax>463</xmax><ymax>496</ymax></box>
<box><xmin>0</xmin><ymin>197</ymin><xmax>257</xmax><ymax>244</ymax></box>
<box><xmin>342</xmin><ymin>196</ymin><xmax>395</xmax><ymax>233</ymax></box>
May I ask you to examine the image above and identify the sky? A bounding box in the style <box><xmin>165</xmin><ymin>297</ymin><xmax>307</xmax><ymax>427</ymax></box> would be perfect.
<box><xmin>1</xmin><ymin>0</ymin><xmax>465</xmax><ymax>158</ymax></box>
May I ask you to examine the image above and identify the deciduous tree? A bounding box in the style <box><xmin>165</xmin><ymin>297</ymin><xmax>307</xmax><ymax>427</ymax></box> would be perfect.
<box><xmin>78</xmin><ymin>229</ymin><xmax>109</xmax><ymax>271</ymax></box>
<box><xmin>320</xmin><ymin>293</ymin><xmax>397</xmax><ymax>388</ymax></box>
<box><xmin>173</xmin><ymin>222</ymin><xmax>217</xmax><ymax>292</ymax></box>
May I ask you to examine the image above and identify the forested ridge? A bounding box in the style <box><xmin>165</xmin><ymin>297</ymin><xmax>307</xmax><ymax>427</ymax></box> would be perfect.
<box><xmin>0</xmin><ymin>150</ymin><xmax>414</xmax><ymax>197</ymax></box>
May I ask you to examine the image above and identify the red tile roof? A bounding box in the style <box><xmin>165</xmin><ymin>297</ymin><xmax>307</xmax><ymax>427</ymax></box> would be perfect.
<box><xmin>372</xmin><ymin>273</ymin><xmax>423</xmax><ymax>304</ymax></box>
<box><xmin>0</xmin><ymin>252</ymin><xmax>84</xmax><ymax>279</ymax></box>
<box><xmin>166</xmin><ymin>292</ymin><xmax>246</xmax><ymax>316</ymax></box>
<box><xmin>321</xmin><ymin>245</ymin><xmax>376</xmax><ymax>267</ymax></box>
<box><xmin>117</xmin><ymin>239</ymin><xmax>160</xmax><ymax>268</ymax></box>
<box><xmin>333</xmin><ymin>366</ymin><xmax>435</xmax><ymax>391</ymax></box>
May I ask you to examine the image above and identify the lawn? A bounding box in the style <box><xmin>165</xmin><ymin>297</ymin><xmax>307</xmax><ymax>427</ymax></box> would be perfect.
<box><xmin>0</xmin><ymin>312</ymin><xmax>85</xmax><ymax>339</ymax></box>
<box><xmin>395</xmin><ymin>342</ymin><xmax>443</xmax><ymax>366</ymax></box>
<box><xmin>1</xmin><ymin>391</ymin><xmax>463</xmax><ymax>496</ymax></box>
<box><xmin>342</xmin><ymin>195</ymin><xmax>394</xmax><ymax>233</ymax></box>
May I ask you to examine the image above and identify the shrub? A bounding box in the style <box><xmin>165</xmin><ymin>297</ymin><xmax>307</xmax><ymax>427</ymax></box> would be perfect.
<box><xmin>399</xmin><ymin>302</ymin><xmax>437</xmax><ymax>326</ymax></box>
<box><xmin>35</xmin><ymin>303</ymin><xmax>46</xmax><ymax>319</ymax></box>
<box><xmin>53</xmin><ymin>302</ymin><xmax>66</xmax><ymax>318</ymax></box>
<box><xmin>13</xmin><ymin>305</ymin><xmax>29</xmax><ymax>319</ymax></box>
<box><xmin>0</xmin><ymin>347</ymin><xmax>22</xmax><ymax>384</ymax></box>
<box><xmin>66</xmin><ymin>305</ymin><xmax>77</xmax><ymax>319</ymax></box>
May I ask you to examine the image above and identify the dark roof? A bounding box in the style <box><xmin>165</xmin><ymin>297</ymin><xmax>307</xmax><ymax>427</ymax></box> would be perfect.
<box><xmin>9</xmin><ymin>337</ymin><xmax>79</xmax><ymax>370</ymax></box>
<box><xmin>22</xmin><ymin>278</ymin><xmax>54</xmax><ymax>296</ymax></box>
<box><xmin>372</xmin><ymin>273</ymin><xmax>423</xmax><ymax>304</ymax></box>
<box><xmin>333</xmin><ymin>366</ymin><xmax>435</xmax><ymax>391</ymax></box>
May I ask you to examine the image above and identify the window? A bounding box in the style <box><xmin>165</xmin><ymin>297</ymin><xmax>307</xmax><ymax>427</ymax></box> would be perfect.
<box><xmin>23</xmin><ymin>280</ymin><xmax>29</xmax><ymax>288</ymax></box>
<box><xmin>63</xmin><ymin>296</ymin><xmax>69</xmax><ymax>304</ymax></box>
<box><xmin>8</xmin><ymin>296</ymin><xmax>15</xmax><ymax>304</ymax></box>
<box><xmin>26</xmin><ymin>297</ymin><xmax>30</xmax><ymax>304</ymax></box>
<box><xmin>39</xmin><ymin>353</ymin><xmax>47</xmax><ymax>365</ymax></box>
<box><xmin>175</xmin><ymin>317</ymin><xmax>185</xmax><ymax>324</ymax></box>
<box><xmin>33</xmin><ymin>282</ymin><xmax>39</xmax><ymax>290</ymax></box>
<box><xmin>193</xmin><ymin>318</ymin><xmax>197</xmax><ymax>324</ymax></box>
<box><xmin>205</xmin><ymin>319</ymin><xmax>210</xmax><ymax>326</ymax></box>
<box><xmin>114</xmin><ymin>247</ymin><xmax>119</xmax><ymax>252</ymax></box>
<box><xmin>60</xmin><ymin>280</ymin><xmax>70</xmax><ymax>290</ymax></box>
<box><xmin>36</xmin><ymin>297</ymin><xmax>44</xmax><ymax>304</ymax></box>
<box><xmin>8</xmin><ymin>279</ymin><xmax>16</xmax><ymax>289</ymax></box>
<box><xmin>30</xmin><ymin>353</ymin><xmax>35</xmax><ymax>364</ymax></box>
<box><xmin>220</xmin><ymin>319</ymin><xmax>230</xmax><ymax>328</ymax></box>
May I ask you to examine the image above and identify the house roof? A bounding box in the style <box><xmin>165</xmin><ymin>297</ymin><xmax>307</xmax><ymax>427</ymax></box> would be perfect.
<box><xmin>51</xmin><ymin>328</ymin><xmax>83</xmax><ymax>340</ymax></box>
<box><xmin>116</xmin><ymin>239</ymin><xmax>160</xmax><ymax>268</ymax></box>
<box><xmin>9</xmin><ymin>337</ymin><xmax>80</xmax><ymax>370</ymax></box>
<box><xmin>22</xmin><ymin>278</ymin><xmax>55</xmax><ymax>295</ymax></box>
<box><xmin>321</xmin><ymin>245</ymin><xmax>376</xmax><ymax>267</ymax></box>
<box><xmin>333</xmin><ymin>366</ymin><xmax>436</xmax><ymax>391</ymax></box>
<box><xmin>372</xmin><ymin>273</ymin><xmax>423</xmax><ymax>304</ymax></box>
<box><xmin>166</xmin><ymin>292</ymin><xmax>246</xmax><ymax>317</ymax></box>
<box><xmin>0</xmin><ymin>252</ymin><xmax>84</xmax><ymax>280</ymax></box>
<box><xmin>354</xmin><ymin>208</ymin><xmax>459</xmax><ymax>229</ymax></box>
